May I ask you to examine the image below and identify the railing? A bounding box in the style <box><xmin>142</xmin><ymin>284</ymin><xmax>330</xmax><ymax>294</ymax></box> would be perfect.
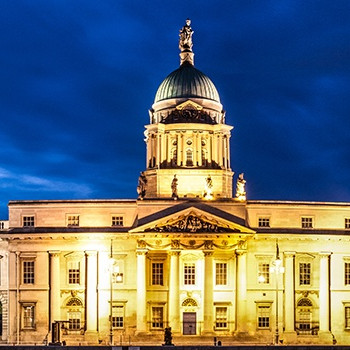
<box><xmin>295</xmin><ymin>321</ymin><xmax>319</xmax><ymax>335</ymax></box>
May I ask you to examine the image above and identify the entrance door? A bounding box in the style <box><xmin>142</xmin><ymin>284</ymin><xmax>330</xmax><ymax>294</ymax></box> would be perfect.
<box><xmin>183</xmin><ymin>312</ymin><xmax>196</xmax><ymax>335</ymax></box>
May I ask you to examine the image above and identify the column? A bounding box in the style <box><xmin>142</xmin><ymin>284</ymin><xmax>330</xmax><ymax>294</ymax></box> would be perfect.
<box><xmin>227</xmin><ymin>134</ymin><xmax>231</xmax><ymax>168</ymax></box>
<box><xmin>218</xmin><ymin>134</ymin><xmax>223</xmax><ymax>167</ymax></box>
<box><xmin>177</xmin><ymin>134</ymin><xmax>182</xmax><ymax>166</ymax></box>
<box><xmin>167</xmin><ymin>133</ymin><xmax>172</xmax><ymax>166</ymax></box>
<box><xmin>49</xmin><ymin>251</ymin><xmax>61</xmax><ymax>323</ymax></box>
<box><xmin>319</xmin><ymin>252</ymin><xmax>331</xmax><ymax>333</ymax></box>
<box><xmin>146</xmin><ymin>132</ymin><xmax>151</xmax><ymax>168</ymax></box>
<box><xmin>212</xmin><ymin>134</ymin><xmax>218</xmax><ymax>165</ymax></box>
<box><xmin>193</xmin><ymin>132</ymin><xmax>197</xmax><ymax>166</ymax></box>
<box><xmin>207</xmin><ymin>134</ymin><xmax>212</xmax><ymax>164</ymax></box>
<box><xmin>182</xmin><ymin>133</ymin><xmax>186</xmax><ymax>165</ymax></box>
<box><xmin>136</xmin><ymin>250</ymin><xmax>147</xmax><ymax>333</ymax></box>
<box><xmin>156</xmin><ymin>133</ymin><xmax>160</xmax><ymax>168</ymax></box>
<box><xmin>284</xmin><ymin>252</ymin><xmax>295</xmax><ymax>333</ymax></box>
<box><xmin>236</xmin><ymin>250</ymin><xmax>247</xmax><ymax>332</ymax></box>
<box><xmin>85</xmin><ymin>251</ymin><xmax>98</xmax><ymax>332</ymax></box>
<box><xmin>168</xmin><ymin>251</ymin><xmax>180</xmax><ymax>333</ymax></box>
<box><xmin>197</xmin><ymin>134</ymin><xmax>202</xmax><ymax>167</ymax></box>
<box><xmin>203</xmin><ymin>251</ymin><xmax>214</xmax><ymax>334</ymax></box>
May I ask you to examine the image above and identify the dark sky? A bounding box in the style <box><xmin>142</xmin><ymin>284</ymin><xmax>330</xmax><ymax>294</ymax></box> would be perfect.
<box><xmin>1</xmin><ymin>1</ymin><xmax>350</xmax><ymax>219</ymax></box>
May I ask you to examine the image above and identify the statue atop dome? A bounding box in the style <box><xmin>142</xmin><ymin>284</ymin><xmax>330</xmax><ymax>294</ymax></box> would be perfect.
<box><xmin>179</xmin><ymin>19</ymin><xmax>194</xmax><ymax>66</ymax></box>
<box><xmin>179</xmin><ymin>19</ymin><xmax>194</xmax><ymax>52</ymax></box>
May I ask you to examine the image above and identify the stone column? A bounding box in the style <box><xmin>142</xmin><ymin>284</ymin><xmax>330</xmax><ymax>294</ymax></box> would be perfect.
<box><xmin>218</xmin><ymin>134</ymin><xmax>223</xmax><ymax>167</ymax></box>
<box><xmin>49</xmin><ymin>251</ymin><xmax>61</xmax><ymax>323</ymax></box>
<box><xmin>212</xmin><ymin>134</ymin><xmax>218</xmax><ymax>165</ymax></box>
<box><xmin>197</xmin><ymin>134</ymin><xmax>202</xmax><ymax>166</ymax></box>
<box><xmin>227</xmin><ymin>134</ymin><xmax>231</xmax><ymax>169</ymax></box>
<box><xmin>182</xmin><ymin>133</ymin><xmax>187</xmax><ymax>166</ymax></box>
<box><xmin>167</xmin><ymin>133</ymin><xmax>171</xmax><ymax>165</ymax></box>
<box><xmin>85</xmin><ymin>250</ymin><xmax>98</xmax><ymax>332</ymax></box>
<box><xmin>146</xmin><ymin>132</ymin><xmax>151</xmax><ymax>168</ymax></box>
<box><xmin>284</xmin><ymin>252</ymin><xmax>295</xmax><ymax>333</ymax></box>
<box><xmin>177</xmin><ymin>134</ymin><xmax>182</xmax><ymax>166</ymax></box>
<box><xmin>136</xmin><ymin>250</ymin><xmax>147</xmax><ymax>333</ymax></box>
<box><xmin>168</xmin><ymin>251</ymin><xmax>180</xmax><ymax>333</ymax></box>
<box><xmin>236</xmin><ymin>249</ymin><xmax>247</xmax><ymax>333</ymax></box>
<box><xmin>319</xmin><ymin>252</ymin><xmax>331</xmax><ymax>333</ymax></box>
<box><xmin>203</xmin><ymin>251</ymin><xmax>214</xmax><ymax>334</ymax></box>
<box><xmin>207</xmin><ymin>134</ymin><xmax>212</xmax><ymax>164</ymax></box>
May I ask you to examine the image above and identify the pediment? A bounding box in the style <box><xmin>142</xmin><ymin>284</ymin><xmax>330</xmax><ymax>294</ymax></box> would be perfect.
<box><xmin>131</xmin><ymin>205</ymin><xmax>254</xmax><ymax>234</ymax></box>
<box><xmin>176</xmin><ymin>100</ymin><xmax>203</xmax><ymax>111</ymax></box>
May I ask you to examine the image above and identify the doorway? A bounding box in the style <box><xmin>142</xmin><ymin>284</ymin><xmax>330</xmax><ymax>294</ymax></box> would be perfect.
<box><xmin>183</xmin><ymin>312</ymin><xmax>196</xmax><ymax>335</ymax></box>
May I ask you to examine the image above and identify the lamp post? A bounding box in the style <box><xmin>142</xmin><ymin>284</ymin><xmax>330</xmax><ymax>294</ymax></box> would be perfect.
<box><xmin>270</xmin><ymin>243</ymin><xmax>284</xmax><ymax>345</ymax></box>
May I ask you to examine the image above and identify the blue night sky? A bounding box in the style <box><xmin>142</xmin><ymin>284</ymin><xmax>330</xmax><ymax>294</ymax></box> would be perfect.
<box><xmin>1</xmin><ymin>1</ymin><xmax>350</xmax><ymax>219</ymax></box>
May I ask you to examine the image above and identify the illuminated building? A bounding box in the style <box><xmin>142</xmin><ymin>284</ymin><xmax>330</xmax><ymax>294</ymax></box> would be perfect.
<box><xmin>0</xmin><ymin>20</ymin><xmax>350</xmax><ymax>345</ymax></box>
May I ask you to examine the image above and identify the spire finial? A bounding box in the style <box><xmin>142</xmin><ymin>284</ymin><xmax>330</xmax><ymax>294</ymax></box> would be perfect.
<box><xmin>179</xmin><ymin>18</ymin><xmax>194</xmax><ymax>65</ymax></box>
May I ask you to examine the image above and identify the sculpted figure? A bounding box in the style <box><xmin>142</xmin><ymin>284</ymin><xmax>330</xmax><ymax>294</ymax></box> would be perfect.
<box><xmin>179</xmin><ymin>18</ymin><xmax>194</xmax><ymax>52</ymax></box>
<box><xmin>137</xmin><ymin>172</ymin><xmax>147</xmax><ymax>199</ymax></box>
<box><xmin>204</xmin><ymin>175</ymin><xmax>213</xmax><ymax>199</ymax></box>
<box><xmin>235</xmin><ymin>173</ymin><xmax>246</xmax><ymax>201</ymax></box>
<box><xmin>171</xmin><ymin>175</ymin><xmax>178</xmax><ymax>198</ymax></box>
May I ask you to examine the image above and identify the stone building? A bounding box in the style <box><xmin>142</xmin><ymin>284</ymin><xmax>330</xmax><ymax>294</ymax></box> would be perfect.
<box><xmin>0</xmin><ymin>20</ymin><xmax>350</xmax><ymax>345</ymax></box>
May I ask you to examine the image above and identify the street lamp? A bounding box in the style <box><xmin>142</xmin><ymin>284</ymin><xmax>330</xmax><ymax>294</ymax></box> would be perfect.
<box><xmin>270</xmin><ymin>243</ymin><xmax>284</xmax><ymax>345</ymax></box>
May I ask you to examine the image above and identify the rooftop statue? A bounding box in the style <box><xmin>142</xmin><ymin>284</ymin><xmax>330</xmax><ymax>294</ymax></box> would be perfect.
<box><xmin>179</xmin><ymin>18</ymin><xmax>194</xmax><ymax>52</ymax></box>
<box><xmin>235</xmin><ymin>173</ymin><xmax>247</xmax><ymax>201</ymax></box>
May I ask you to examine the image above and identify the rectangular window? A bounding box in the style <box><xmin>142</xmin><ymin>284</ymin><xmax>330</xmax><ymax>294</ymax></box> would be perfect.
<box><xmin>299</xmin><ymin>262</ymin><xmax>311</xmax><ymax>285</ymax></box>
<box><xmin>184</xmin><ymin>263</ymin><xmax>196</xmax><ymax>285</ymax></box>
<box><xmin>152</xmin><ymin>307</ymin><xmax>163</xmax><ymax>328</ymax></box>
<box><xmin>345</xmin><ymin>218</ymin><xmax>350</xmax><ymax>229</ymax></box>
<box><xmin>68</xmin><ymin>261</ymin><xmax>80</xmax><ymax>284</ymax></box>
<box><xmin>258</xmin><ymin>262</ymin><xmax>270</xmax><ymax>284</ymax></box>
<box><xmin>23</xmin><ymin>261</ymin><xmax>35</xmax><ymax>284</ymax></box>
<box><xmin>112</xmin><ymin>305</ymin><xmax>124</xmax><ymax>328</ymax></box>
<box><xmin>152</xmin><ymin>262</ymin><xmax>164</xmax><ymax>285</ymax></box>
<box><xmin>112</xmin><ymin>216</ymin><xmax>124</xmax><ymax>227</ymax></box>
<box><xmin>23</xmin><ymin>216</ymin><xmax>35</xmax><ymax>227</ymax></box>
<box><xmin>257</xmin><ymin>306</ymin><xmax>270</xmax><ymax>328</ymax></box>
<box><xmin>345</xmin><ymin>262</ymin><xmax>350</xmax><ymax>285</ymax></box>
<box><xmin>215</xmin><ymin>307</ymin><xmax>228</xmax><ymax>329</ymax></box>
<box><xmin>301</xmin><ymin>217</ymin><xmax>313</xmax><ymax>228</ymax></box>
<box><xmin>22</xmin><ymin>304</ymin><xmax>35</xmax><ymax>329</ymax></box>
<box><xmin>68</xmin><ymin>311</ymin><xmax>81</xmax><ymax>330</ymax></box>
<box><xmin>215</xmin><ymin>263</ymin><xmax>227</xmax><ymax>285</ymax></box>
<box><xmin>345</xmin><ymin>306</ymin><xmax>350</xmax><ymax>329</ymax></box>
<box><xmin>258</xmin><ymin>218</ymin><xmax>270</xmax><ymax>228</ymax></box>
<box><xmin>67</xmin><ymin>215</ymin><xmax>79</xmax><ymax>227</ymax></box>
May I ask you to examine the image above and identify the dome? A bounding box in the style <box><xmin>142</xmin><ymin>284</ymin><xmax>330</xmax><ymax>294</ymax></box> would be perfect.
<box><xmin>154</xmin><ymin>62</ymin><xmax>220</xmax><ymax>104</ymax></box>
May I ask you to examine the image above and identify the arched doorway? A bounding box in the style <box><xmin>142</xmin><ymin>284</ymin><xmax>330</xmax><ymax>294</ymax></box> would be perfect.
<box><xmin>182</xmin><ymin>297</ymin><xmax>198</xmax><ymax>335</ymax></box>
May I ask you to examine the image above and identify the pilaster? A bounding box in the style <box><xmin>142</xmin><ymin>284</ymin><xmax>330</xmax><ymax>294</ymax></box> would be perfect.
<box><xmin>136</xmin><ymin>250</ymin><xmax>148</xmax><ymax>334</ymax></box>
<box><xmin>203</xmin><ymin>251</ymin><xmax>214</xmax><ymax>334</ymax></box>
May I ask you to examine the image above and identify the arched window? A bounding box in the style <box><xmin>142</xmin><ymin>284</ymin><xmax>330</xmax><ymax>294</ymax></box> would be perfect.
<box><xmin>186</xmin><ymin>149</ymin><xmax>193</xmax><ymax>166</ymax></box>
<box><xmin>296</xmin><ymin>298</ymin><xmax>318</xmax><ymax>335</ymax></box>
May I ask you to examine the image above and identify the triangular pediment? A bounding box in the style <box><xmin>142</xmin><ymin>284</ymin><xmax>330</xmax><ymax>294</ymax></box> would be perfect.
<box><xmin>176</xmin><ymin>100</ymin><xmax>203</xmax><ymax>111</ymax></box>
<box><xmin>130</xmin><ymin>203</ymin><xmax>255</xmax><ymax>234</ymax></box>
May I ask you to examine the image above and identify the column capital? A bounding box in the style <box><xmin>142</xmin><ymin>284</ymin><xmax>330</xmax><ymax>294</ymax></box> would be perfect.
<box><xmin>136</xmin><ymin>250</ymin><xmax>148</xmax><ymax>256</ymax></box>
<box><xmin>48</xmin><ymin>250</ymin><xmax>60</xmax><ymax>257</ymax></box>
<box><xmin>85</xmin><ymin>250</ymin><xmax>97</xmax><ymax>257</ymax></box>
<box><xmin>203</xmin><ymin>251</ymin><xmax>214</xmax><ymax>257</ymax></box>
<box><xmin>169</xmin><ymin>250</ymin><xmax>181</xmax><ymax>257</ymax></box>
<box><xmin>284</xmin><ymin>251</ymin><xmax>295</xmax><ymax>258</ymax></box>
<box><xmin>319</xmin><ymin>251</ymin><xmax>332</xmax><ymax>258</ymax></box>
<box><xmin>236</xmin><ymin>249</ymin><xmax>247</xmax><ymax>256</ymax></box>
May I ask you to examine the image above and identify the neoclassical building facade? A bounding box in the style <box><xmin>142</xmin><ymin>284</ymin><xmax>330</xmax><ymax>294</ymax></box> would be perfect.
<box><xmin>0</xmin><ymin>20</ymin><xmax>350</xmax><ymax>346</ymax></box>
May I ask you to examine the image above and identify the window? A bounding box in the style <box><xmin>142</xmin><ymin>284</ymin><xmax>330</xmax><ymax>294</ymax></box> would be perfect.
<box><xmin>23</xmin><ymin>216</ymin><xmax>35</xmax><ymax>227</ymax></box>
<box><xmin>186</xmin><ymin>149</ymin><xmax>193</xmax><ymax>166</ymax></box>
<box><xmin>152</xmin><ymin>262</ymin><xmax>164</xmax><ymax>285</ymax></box>
<box><xmin>258</xmin><ymin>262</ymin><xmax>270</xmax><ymax>284</ymax></box>
<box><xmin>68</xmin><ymin>311</ymin><xmax>81</xmax><ymax>330</ymax></box>
<box><xmin>215</xmin><ymin>307</ymin><xmax>228</xmax><ymax>329</ymax></box>
<box><xmin>301</xmin><ymin>217</ymin><xmax>313</xmax><ymax>228</ymax></box>
<box><xmin>184</xmin><ymin>263</ymin><xmax>195</xmax><ymax>285</ymax></box>
<box><xmin>23</xmin><ymin>261</ymin><xmax>34</xmax><ymax>284</ymax></box>
<box><xmin>345</xmin><ymin>218</ymin><xmax>350</xmax><ymax>229</ymax></box>
<box><xmin>215</xmin><ymin>263</ymin><xmax>227</xmax><ymax>285</ymax></box>
<box><xmin>112</xmin><ymin>216</ymin><xmax>124</xmax><ymax>227</ymax></box>
<box><xmin>299</xmin><ymin>262</ymin><xmax>311</xmax><ymax>285</ymax></box>
<box><xmin>258</xmin><ymin>218</ymin><xmax>270</xmax><ymax>228</ymax></box>
<box><xmin>22</xmin><ymin>303</ymin><xmax>35</xmax><ymax>329</ymax></box>
<box><xmin>67</xmin><ymin>215</ymin><xmax>79</xmax><ymax>227</ymax></box>
<box><xmin>112</xmin><ymin>305</ymin><xmax>124</xmax><ymax>328</ymax></box>
<box><xmin>345</xmin><ymin>306</ymin><xmax>350</xmax><ymax>329</ymax></box>
<box><xmin>257</xmin><ymin>306</ymin><xmax>270</xmax><ymax>329</ymax></box>
<box><xmin>151</xmin><ymin>307</ymin><xmax>163</xmax><ymax>328</ymax></box>
<box><xmin>345</xmin><ymin>262</ymin><xmax>350</xmax><ymax>285</ymax></box>
<box><xmin>68</xmin><ymin>261</ymin><xmax>80</xmax><ymax>284</ymax></box>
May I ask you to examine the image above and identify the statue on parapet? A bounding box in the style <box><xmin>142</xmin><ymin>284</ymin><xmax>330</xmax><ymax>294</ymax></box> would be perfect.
<box><xmin>137</xmin><ymin>171</ymin><xmax>147</xmax><ymax>199</ymax></box>
<box><xmin>179</xmin><ymin>18</ymin><xmax>194</xmax><ymax>52</ymax></box>
<box><xmin>204</xmin><ymin>175</ymin><xmax>213</xmax><ymax>200</ymax></box>
<box><xmin>235</xmin><ymin>173</ymin><xmax>246</xmax><ymax>201</ymax></box>
<box><xmin>171</xmin><ymin>175</ymin><xmax>178</xmax><ymax>199</ymax></box>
